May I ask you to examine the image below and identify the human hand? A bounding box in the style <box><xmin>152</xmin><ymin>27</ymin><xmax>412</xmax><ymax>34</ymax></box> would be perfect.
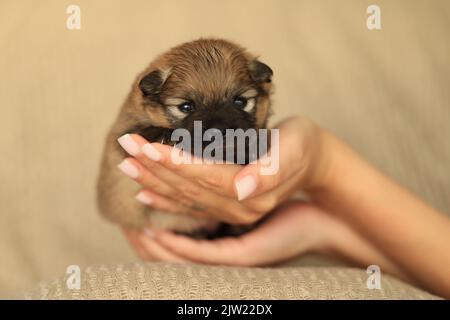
<box><xmin>123</xmin><ymin>201</ymin><xmax>330</xmax><ymax>266</ymax></box>
<box><xmin>124</xmin><ymin>199</ymin><xmax>409</xmax><ymax>277</ymax></box>
<box><xmin>117</xmin><ymin>116</ymin><xmax>332</xmax><ymax>225</ymax></box>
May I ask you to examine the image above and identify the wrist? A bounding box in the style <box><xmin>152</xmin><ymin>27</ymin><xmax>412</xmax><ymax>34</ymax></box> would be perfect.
<box><xmin>306</xmin><ymin>128</ymin><xmax>363</xmax><ymax>195</ymax></box>
<box><xmin>300</xmin><ymin>205</ymin><xmax>338</xmax><ymax>255</ymax></box>
<box><xmin>308</xmin><ymin>208</ymin><xmax>348</xmax><ymax>258</ymax></box>
<box><xmin>302</xmin><ymin>127</ymin><xmax>337</xmax><ymax>191</ymax></box>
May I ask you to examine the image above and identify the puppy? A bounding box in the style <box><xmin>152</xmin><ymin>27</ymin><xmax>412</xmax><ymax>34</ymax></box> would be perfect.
<box><xmin>97</xmin><ymin>38</ymin><xmax>273</xmax><ymax>235</ymax></box>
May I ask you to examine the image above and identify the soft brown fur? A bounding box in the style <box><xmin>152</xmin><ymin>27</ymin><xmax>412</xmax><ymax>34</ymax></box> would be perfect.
<box><xmin>97</xmin><ymin>39</ymin><xmax>273</xmax><ymax>233</ymax></box>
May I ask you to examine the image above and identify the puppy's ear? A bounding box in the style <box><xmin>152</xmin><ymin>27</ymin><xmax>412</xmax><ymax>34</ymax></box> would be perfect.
<box><xmin>139</xmin><ymin>69</ymin><xmax>169</xmax><ymax>98</ymax></box>
<box><xmin>248</xmin><ymin>60</ymin><xmax>273</xmax><ymax>83</ymax></box>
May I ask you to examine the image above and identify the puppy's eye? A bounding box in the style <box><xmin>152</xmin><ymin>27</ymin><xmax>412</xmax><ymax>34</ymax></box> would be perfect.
<box><xmin>233</xmin><ymin>96</ymin><xmax>256</xmax><ymax>113</ymax></box>
<box><xmin>178</xmin><ymin>102</ymin><xmax>195</xmax><ymax>113</ymax></box>
<box><xmin>233</xmin><ymin>97</ymin><xmax>248</xmax><ymax>109</ymax></box>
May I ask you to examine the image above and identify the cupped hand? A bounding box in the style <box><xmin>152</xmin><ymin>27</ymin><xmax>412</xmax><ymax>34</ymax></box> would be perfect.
<box><xmin>117</xmin><ymin>116</ymin><xmax>331</xmax><ymax>225</ymax></box>
<box><xmin>123</xmin><ymin>201</ymin><xmax>330</xmax><ymax>266</ymax></box>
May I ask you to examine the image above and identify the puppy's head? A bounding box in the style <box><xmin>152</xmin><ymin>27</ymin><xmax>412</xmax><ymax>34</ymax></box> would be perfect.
<box><xmin>133</xmin><ymin>39</ymin><xmax>273</xmax><ymax>134</ymax></box>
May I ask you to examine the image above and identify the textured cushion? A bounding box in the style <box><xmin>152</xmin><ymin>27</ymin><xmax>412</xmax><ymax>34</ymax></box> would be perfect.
<box><xmin>25</xmin><ymin>263</ymin><xmax>439</xmax><ymax>300</ymax></box>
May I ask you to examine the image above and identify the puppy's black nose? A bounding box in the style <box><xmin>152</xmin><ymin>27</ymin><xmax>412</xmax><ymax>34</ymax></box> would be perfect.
<box><xmin>204</xmin><ymin>121</ymin><xmax>235</xmax><ymax>136</ymax></box>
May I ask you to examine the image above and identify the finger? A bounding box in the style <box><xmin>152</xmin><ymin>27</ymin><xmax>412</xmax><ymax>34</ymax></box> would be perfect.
<box><xmin>136</xmin><ymin>189</ymin><xmax>209</xmax><ymax>220</ymax></box>
<box><xmin>119</xmin><ymin>159</ymin><xmax>208</xmax><ymax>219</ymax></box>
<box><xmin>154</xmin><ymin>231</ymin><xmax>257</xmax><ymax>266</ymax></box>
<box><xmin>239</xmin><ymin>172</ymin><xmax>305</xmax><ymax>215</ymax></box>
<box><xmin>129</xmin><ymin>146</ymin><xmax>257</xmax><ymax>224</ymax></box>
<box><xmin>130</xmin><ymin>141</ymin><xmax>220</xmax><ymax>208</ymax></box>
<box><xmin>138</xmin><ymin>229</ymin><xmax>189</xmax><ymax>262</ymax></box>
<box><xmin>117</xmin><ymin>157</ymin><xmax>178</xmax><ymax>199</ymax></box>
<box><xmin>155</xmin><ymin>202</ymin><xmax>317</xmax><ymax>267</ymax></box>
<box><xmin>122</xmin><ymin>228</ymin><xmax>151</xmax><ymax>260</ymax></box>
<box><xmin>118</xmin><ymin>133</ymin><xmax>239</xmax><ymax>197</ymax></box>
<box><xmin>119</xmin><ymin>157</ymin><xmax>212</xmax><ymax>219</ymax></box>
<box><xmin>233</xmin><ymin>132</ymin><xmax>304</xmax><ymax>201</ymax></box>
<box><xmin>118</xmin><ymin>134</ymin><xmax>264</xmax><ymax>224</ymax></box>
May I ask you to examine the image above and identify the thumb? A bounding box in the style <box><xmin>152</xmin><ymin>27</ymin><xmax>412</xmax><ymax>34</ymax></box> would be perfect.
<box><xmin>233</xmin><ymin>150</ymin><xmax>289</xmax><ymax>201</ymax></box>
<box><xmin>233</xmin><ymin>120</ymin><xmax>309</xmax><ymax>200</ymax></box>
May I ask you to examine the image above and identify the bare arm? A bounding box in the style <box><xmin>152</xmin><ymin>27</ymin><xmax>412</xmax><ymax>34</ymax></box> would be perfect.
<box><xmin>311</xmin><ymin>131</ymin><xmax>450</xmax><ymax>298</ymax></box>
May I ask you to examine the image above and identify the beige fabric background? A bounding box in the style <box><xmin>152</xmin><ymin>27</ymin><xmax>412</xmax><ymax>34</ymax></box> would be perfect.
<box><xmin>0</xmin><ymin>0</ymin><xmax>449</xmax><ymax>297</ymax></box>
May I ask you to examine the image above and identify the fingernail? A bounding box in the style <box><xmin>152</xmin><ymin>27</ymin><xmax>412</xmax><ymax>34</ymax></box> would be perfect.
<box><xmin>235</xmin><ymin>175</ymin><xmax>257</xmax><ymax>201</ymax></box>
<box><xmin>143</xmin><ymin>228</ymin><xmax>155</xmax><ymax>239</ymax></box>
<box><xmin>142</xmin><ymin>143</ymin><xmax>162</xmax><ymax>161</ymax></box>
<box><xmin>117</xmin><ymin>159</ymin><xmax>139</xmax><ymax>179</ymax></box>
<box><xmin>136</xmin><ymin>191</ymin><xmax>153</xmax><ymax>205</ymax></box>
<box><xmin>117</xmin><ymin>134</ymin><xmax>140</xmax><ymax>156</ymax></box>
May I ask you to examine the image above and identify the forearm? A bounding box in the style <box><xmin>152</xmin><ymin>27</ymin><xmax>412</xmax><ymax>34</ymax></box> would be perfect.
<box><xmin>319</xmin><ymin>211</ymin><xmax>412</xmax><ymax>283</ymax></box>
<box><xmin>311</xmin><ymin>131</ymin><xmax>450</xmax><ymax>298</ymax></box>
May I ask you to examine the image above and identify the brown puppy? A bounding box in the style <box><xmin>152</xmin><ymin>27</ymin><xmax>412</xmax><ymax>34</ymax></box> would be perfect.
<box><xmin>97</xmin><ymin>39</ymin><xmax>273</xmax><ymax>234</ymax></box>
